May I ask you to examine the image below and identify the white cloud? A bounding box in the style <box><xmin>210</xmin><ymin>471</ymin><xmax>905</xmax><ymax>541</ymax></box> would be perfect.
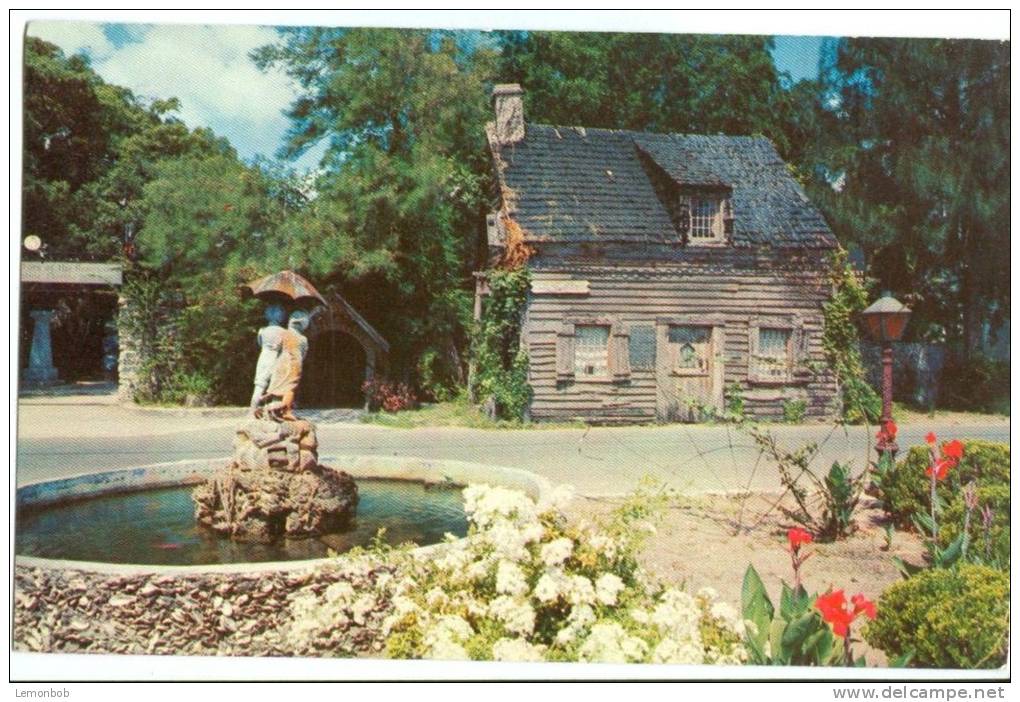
<box><xmin>27</xmin><ymin>21</ymin><xmax>321</xmax><ymax>168</ymax></box>
<box><xmin>97</xmin><ymin>24</ymin><xmax>296</xmax><ymax>156</ymax></box>
<box><xmin>27</xmin><ymin>20</ymin><xmax>116</xmax><ymax>60</ymax></box>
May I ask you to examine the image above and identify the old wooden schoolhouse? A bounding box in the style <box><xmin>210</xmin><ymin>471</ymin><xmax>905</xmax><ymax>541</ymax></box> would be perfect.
<box><xmin>480</xmin><ymin>84</ymin><xmax>840</xmax><ymax>424</ymax></box>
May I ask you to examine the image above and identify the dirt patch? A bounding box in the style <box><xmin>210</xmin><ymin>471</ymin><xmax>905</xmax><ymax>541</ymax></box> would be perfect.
<box><xmin>566</xmin><ymin>491</ymin><xmax>927</xmax><ymax>666</ymax></box>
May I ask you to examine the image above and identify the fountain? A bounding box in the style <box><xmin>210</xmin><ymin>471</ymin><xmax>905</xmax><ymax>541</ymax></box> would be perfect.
<box><xmin>192</xmin><ymin>416</ymin><xmax>359</xmax><ymax>543</ymax></box>
<box><xmin>13</xmin><ymin>271</ymin><xmax>555</xmax><ymax>658</ymax></box>
<box><xmin>14</xmin><ymin>271</ymin><xmax>551</xmax><ymax>570</ymax></box>
<box><xmin>191</xmin><ymin>273</ymin><xmax>359</xmax><ymax>543</ymax></box>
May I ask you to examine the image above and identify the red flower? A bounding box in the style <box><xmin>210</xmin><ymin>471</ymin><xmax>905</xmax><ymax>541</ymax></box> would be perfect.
<box><xmin>926</xmin><ymin>458</ymin><xmax>954</xmax><ymax>482</ymax></box>
<box><xmin>816</xmin><ymin>589</ymin><xmax>876</xmax><ymax>638</ymax></box>
<box><xmin>788</xmin><ymin>528</ymin><xmax>814</xmax><ymax>551</ymax></box>
<box><xmin>876</xmin><ymin>420</ymin><xmax>898</xmax><ymax>444</ymax></box>
<box><xmin>925</xmin><ymin>438</ymin><xmax>963</xmax><ymax>482</ymax></box>
<box><xmin>943</xmin><ymin>440</ymin><xmax>964</xmax><ymax>461</ymax></box>
<box><xmin>851</xmin><ymin>593</ymin><xmax>877</xmax><ymax>620</ymax></box>
<box><xmin>925</xmin><ymin>432</ymin><xmax>937</xmax><ymax>445</ymax></box>
<box><xmin>816</xmin><ymin>589</ymin><xmax>853</xmax><ymax>637</ymax></box>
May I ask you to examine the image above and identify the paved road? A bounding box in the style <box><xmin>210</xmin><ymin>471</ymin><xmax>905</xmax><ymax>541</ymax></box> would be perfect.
<box><xmin>15</xmin><ymin>399</ymin><xmax>1010</xmax><ymax>495</ymax></box>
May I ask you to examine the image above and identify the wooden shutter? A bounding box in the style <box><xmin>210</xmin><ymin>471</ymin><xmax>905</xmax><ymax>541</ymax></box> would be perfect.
<box><xmin>723</xmin><ymin>197</ymin><xmax>734</xmax><ymax>236</ymax></box>
<box><xmin>609</xmin><ymin>321</ymin><xmax>630</xmax><ymax>381</ymax></box>
<box><xmin>556</xmin><ymin>321</ymin><xmax>576</xmax><ymax>381</ymax></box>
<box><xmin>791</xmin><ymin>321</ymin><xmax>811</xmax><ymax>380</ymax></box>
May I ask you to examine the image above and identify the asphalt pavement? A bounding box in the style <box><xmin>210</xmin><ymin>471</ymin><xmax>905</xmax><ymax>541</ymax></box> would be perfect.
<box><xmin>15</xmin><ymin>394</ymin><xmax>1010</xmax><ymax>496</ymax></box>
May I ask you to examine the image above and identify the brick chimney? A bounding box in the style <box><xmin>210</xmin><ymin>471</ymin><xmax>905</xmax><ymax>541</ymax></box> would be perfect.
<box><xmin>492</xmin><ymin>83</ymin><xmax>525</xmax><ymax>144</ymax></box>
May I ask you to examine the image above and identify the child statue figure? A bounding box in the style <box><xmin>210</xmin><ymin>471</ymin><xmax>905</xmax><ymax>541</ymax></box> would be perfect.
<box><xmin>257</xmin><ymin>309</ymin><xmax>311</xmax><ymax>421</ymax></box>
<box><xmin>249</xmin><ymin>303</ymin><xmax>288</xmax><ymax>414</ymax></box>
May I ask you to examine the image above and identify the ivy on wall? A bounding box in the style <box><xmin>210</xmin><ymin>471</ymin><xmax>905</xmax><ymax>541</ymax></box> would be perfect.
<box><xmin>470</xmin><ymin>266</ymin><xmax>532</xmax><ymax>420</ymax></box>
<box><xmin>117</xmin><ymin>273</ymin><xmax>186</xmax><ymax>403</ymax></box>
<box><xmin>822</xmin><ymin>248</ymin><xmax>881</xmax><ymax>424</ymax></box>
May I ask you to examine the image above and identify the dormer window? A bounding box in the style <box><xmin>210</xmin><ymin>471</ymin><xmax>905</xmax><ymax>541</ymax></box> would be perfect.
<box><xmin>689</xmin><ymin>196</ymin><xmax>725</xmax><ymax>241</ymax></box>
<box><xmin>673</xmin><ymin>188</ymin><xmax>732</xmax><ymax>245</ymax></box>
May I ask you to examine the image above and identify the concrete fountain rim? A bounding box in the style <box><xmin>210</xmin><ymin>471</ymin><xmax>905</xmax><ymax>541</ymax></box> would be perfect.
<box><xmin>15</xmin><ymin>454</ymin><xmax>554</xmax><ymax>576</ymax></box>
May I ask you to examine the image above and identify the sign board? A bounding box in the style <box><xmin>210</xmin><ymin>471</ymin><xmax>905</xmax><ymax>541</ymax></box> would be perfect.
<box><xmin>530</xmin><ymin>279</ymin><xmax>590</xmax><ymax>295</ymax></box>
<box><xmin>20</xmin><ymin>261</ymin><xmax>123</xmax><ymax>286</ymax></box>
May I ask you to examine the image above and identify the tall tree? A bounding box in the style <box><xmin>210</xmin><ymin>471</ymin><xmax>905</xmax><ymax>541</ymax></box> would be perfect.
<box><xmin>23</xmin><ymin>37</ymin><xmax>142</xmax><ymax>259</ymax></box>
<box><xmin>804</xmin><ymin>38</ymin><xmax>1009</xmax><ymax>355</ymax></box>
<box><xmin>22</xmin><ymin>37</ymin><xmax>232</xmax><ymax>261</ymax></box>
<box><xmin>496</xmin><ymin>31</ymin><xmax>804</xmax><ymax>159</ymax></box>
<box><xmin>253</xmin><ymin>27</ymin><xmax>498</xmax><ymax>392</ymax></box>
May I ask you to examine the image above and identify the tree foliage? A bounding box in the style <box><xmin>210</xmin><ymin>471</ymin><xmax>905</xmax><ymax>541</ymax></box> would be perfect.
<box><xmin>23</xmin><ymin>29</ymin><xmax>1010</xmax><ymax>411</ymax></box>
<box><xmin>495</xmin><ymin>31</ymin><xmax>810</xmax><ymax>161</ymax></box>
<box><xmin>24</xmin><ymin>37</ymin><xmax>139</xmax><ymax>259</ymax></box>
<box><xmin>803</xmin><ymin>38</ymin><xmax>1010</xmax><ymax>354</ymax></box>
<box><xmin>253</xmin><ymin>27</ymin><xmax>498</xmax><ymax>394</ymax></box>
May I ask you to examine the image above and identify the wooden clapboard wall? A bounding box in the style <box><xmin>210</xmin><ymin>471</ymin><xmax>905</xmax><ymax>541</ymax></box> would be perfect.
<box><xmin>522</xmin><ymin>245</ymin><xmax>838</xmax><ymax>424</ymax></box>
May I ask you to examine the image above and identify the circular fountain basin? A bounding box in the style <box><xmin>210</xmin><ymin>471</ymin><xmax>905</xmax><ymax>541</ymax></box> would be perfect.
<box><xmin>15</xmin><ymin>455</ymin><xmax>551</xmax><ymax>574</ymax></box>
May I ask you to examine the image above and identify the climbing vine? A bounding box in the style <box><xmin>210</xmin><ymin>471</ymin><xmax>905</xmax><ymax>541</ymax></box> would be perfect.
<box><xmin>822</xmin><ymin>248</ymin><xmax>881</xmax><ymax>424</ymax></box>
<box><xmin>118</xmin><ymin>273</ymin><xmax>186</xmax><ymax>403</ymax></box>
<box><xmin>470</xmin><ymin>266</ymin><xmax>532</xmax><ymax>420</ymax></box>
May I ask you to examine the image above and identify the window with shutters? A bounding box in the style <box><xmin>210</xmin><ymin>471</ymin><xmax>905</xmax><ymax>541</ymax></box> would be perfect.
<box><xmin>574</xmin><ymin>324</ymin><xmax>610</xmax><ymax>378</ymax></box>
<box><xmin>748</xmin><ymin>318</ymin><xmax>804</xmax><ymax>384</ymax></box>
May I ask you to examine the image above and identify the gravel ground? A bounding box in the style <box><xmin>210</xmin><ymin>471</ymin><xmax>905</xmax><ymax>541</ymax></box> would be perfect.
<box><xmin>12</xmin><ymin>563</ymin><xmax>389</xmax><ymax>657</ymax></box>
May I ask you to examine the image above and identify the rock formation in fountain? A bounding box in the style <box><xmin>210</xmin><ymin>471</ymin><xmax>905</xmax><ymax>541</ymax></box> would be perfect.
<box><xmin>193</xmin><ymin>417</ymin><xmax>358</xmax><ymax>542</ymax></box>
<box><xmin>193</xmin><ymin>283</ymin><xmax>358</xmax><ymax>543</ymax></box>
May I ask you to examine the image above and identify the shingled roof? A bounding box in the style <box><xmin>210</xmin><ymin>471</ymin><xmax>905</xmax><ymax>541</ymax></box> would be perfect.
<box><xmin>490</xmin><ymin>123</ymin><xmax>836</xmax><ymax>249</ymax></box>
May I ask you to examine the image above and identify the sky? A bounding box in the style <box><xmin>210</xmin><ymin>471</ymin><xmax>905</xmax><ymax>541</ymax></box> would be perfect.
<box><xmin>26</xmin><ymin>21</ymin><xmax>825</xmax><ymax>173</ymax></box>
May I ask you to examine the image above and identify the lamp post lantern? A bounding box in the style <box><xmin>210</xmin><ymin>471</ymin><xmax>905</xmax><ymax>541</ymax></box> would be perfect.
<box><xmin>860</xmin><ymin>292</ymin><xmax>911</xmax><ymax>456</ymax></box>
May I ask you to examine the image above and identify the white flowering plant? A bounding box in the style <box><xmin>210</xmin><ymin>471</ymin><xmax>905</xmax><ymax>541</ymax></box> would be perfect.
<box><xmin>287</xmin><ymin>482</ymin><xmax>747</xmax><ymax>665</ymax></box>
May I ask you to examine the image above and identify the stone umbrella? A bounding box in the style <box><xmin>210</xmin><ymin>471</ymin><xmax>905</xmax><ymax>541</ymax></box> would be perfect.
<box><xmin>241</xmin><ymin>270</ymin><xmax>328</xmax><ymax>309</ymax></box>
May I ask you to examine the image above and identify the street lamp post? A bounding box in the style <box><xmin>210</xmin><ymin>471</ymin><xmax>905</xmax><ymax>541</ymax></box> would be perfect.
<box><xmin>860</xmin><ymin>292</ymin><xmax>912</xmax><ymax>456</ymax></box>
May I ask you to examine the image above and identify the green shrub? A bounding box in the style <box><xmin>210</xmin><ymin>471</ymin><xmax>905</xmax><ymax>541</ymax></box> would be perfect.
<box><xmin>782</xmin><ymin>398</ymin><xmax>807</xmax><ymax>423</ymax></box>
<box><xmin>940</xmin><ymin>483</ymin><xmax>1010</xmax><ymax>567</ymax></box>
<box><xmin>724</xmin><ymin>382</ymin><xmax>746</xmax><ymax>422</ymax></box>
<box><xmin>119</xmin><ymin>274</ymin><xmax>186</xmax><ymax>403</ymax></box>
<box><xmin>880</xmin><ymin>440</ymin><xmax>1010</xmax><ymax>527</ymax></box>
<box><xmin>165</xmin><ymin>370</ymin><xmax>215</xmax><ymax>406</ymax></box>
<box><xmin>864</xmin><ymin>564</ymin><xmax>1009</xmax><ymax>668</ymax></box>
<box><xmin>940</xmin><ymin>354</ymin><xmax>1010</xmax><ymax>414</ymax></box>
<box><xmin>747</xmin><ymin>427</ymin><xmax>865</xmax><ymax>541</ymax></box>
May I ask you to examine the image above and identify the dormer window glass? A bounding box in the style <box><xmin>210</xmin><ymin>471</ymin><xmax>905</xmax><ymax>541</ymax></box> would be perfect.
<box><xmin>690</xmin><ymin>197</ymin><xmax>725</xmax><ymax>240</ymax></box>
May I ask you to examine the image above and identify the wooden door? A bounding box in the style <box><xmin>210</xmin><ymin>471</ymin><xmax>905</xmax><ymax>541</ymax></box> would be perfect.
<box><xmin>656</xmin><ymin>323</ymin><xmax>722</xmax><ymax>422</ymax></box>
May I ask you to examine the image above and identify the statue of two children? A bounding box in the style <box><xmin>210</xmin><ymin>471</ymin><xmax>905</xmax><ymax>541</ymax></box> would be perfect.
<box><xmin>250</xmin><ymin>304</ymin><xmax>311</xmax><ymax>421</ymax></box>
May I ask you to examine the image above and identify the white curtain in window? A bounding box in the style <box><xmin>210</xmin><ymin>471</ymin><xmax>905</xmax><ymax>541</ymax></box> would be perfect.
<box><xmin>574</xmin><ymin>325</ymin><xmax>609</xmax><ymax>377</ymax></box>
<box><xmin>755</xmin><ymin>327</ymin><xmax>791</xmax><ymax>379</ymax></box>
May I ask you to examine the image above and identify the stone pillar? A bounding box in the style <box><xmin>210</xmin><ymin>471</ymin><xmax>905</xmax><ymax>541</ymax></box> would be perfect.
<box><xmin>25</xmin><ymin>309</ymin><xmax>59</xmax><ymax>384</ymax></box>
<box><xmin>362</xmin><ymin>349</ymin><xmax>376</xmax><ymax>411</ymax></box>
<box><xmin>116</xmin><ymin>293</ymin><xmax>139</xmax><ymax>402</ymax></box>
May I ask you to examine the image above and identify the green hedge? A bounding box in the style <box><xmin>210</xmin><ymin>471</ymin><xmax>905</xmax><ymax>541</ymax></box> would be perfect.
<box><xmin>940</xmin><ymin>483</ymin><xmax>1010</xmax><ymax>567</ymax></box>
<box><xmin>880</xmin><ymin>440</ymin><xmax>1010</xmax><ymax>527</ymax></box>
<box><xmin>865</xmin><ymin>564</ymin><xmax>1009</xmax><ymax>668</ymax></box>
